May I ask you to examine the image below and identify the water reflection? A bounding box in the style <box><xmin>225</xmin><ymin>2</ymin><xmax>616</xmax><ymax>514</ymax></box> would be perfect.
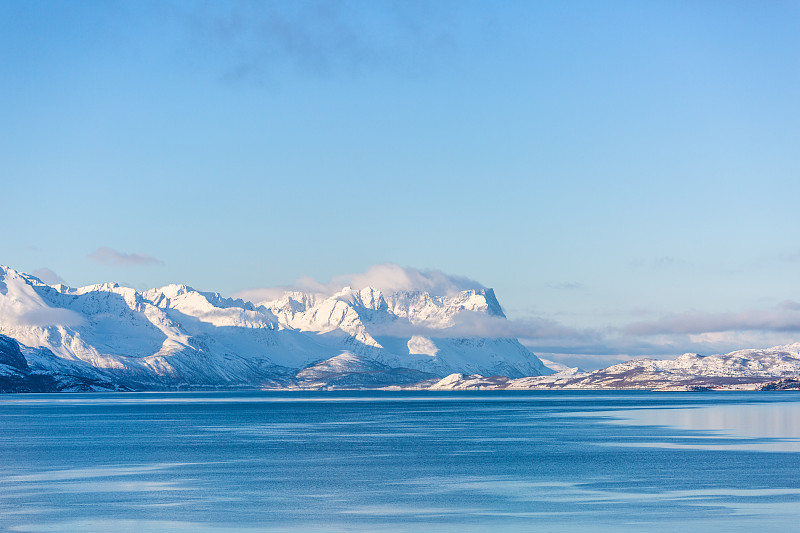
<box><xmin>603</xmin><ymin>401</ymin><xmax>800</xmax><ymax>451</ymax></box>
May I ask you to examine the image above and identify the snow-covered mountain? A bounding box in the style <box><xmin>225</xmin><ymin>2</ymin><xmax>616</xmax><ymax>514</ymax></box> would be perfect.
<box><xmin>6</xmin><ymin>264</ymin><xmax>797</xmax><ymax>392</ymax></box>
<box><xmin>0</xmin><ymin>265</ymin><xmax>550</xmax><ymax>391</ymax></box>
<box><xmin>418</xmin><ymin>344</ymin><xmax>800</xmax><ymax>391</ymax></box>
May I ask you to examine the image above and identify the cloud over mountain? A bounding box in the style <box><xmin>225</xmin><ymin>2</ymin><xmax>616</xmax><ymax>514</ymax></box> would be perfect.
<box><xmin>327</xmin><ymin>263</ymin><xmax>484</xmax><ymax>296</ymax></box>
<box><xmin>31</xmin><ymin>267</ymin><xmax>66</xmax><ymax>286</ymax></box>
<box><xmin>235</xmin><ymin>263</ymin><xmax>484</xmax><ymax>304</ymax></box>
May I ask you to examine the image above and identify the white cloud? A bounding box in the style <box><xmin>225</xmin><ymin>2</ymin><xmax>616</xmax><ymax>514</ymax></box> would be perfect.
<box><xmin>87</xmin><ymin>247</ymin><xmax>164</xmax><ymax>267</ymax></box>
<box><xmin>13</xmin><ymin>308</ymin><xmax>86</xmax><ymax>328</ymax></box>
<box><xmin>328</xmin><ymin>263</ymin><xmax>483</xmax><ymax>296</ymax></box>
<box><xmin>232</xmin><ymin>286</ymin><xmax>295</xmax><ymax>305</ymax></box>
<box><xmin>32</xmin><ymin>267</ymin><xmax>67</xmax><ymax>286</ymax></box>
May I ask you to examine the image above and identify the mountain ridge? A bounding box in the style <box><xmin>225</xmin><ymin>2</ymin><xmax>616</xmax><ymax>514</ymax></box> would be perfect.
<box><xmin>0</xmin><ymin>265</ymin><xmax>549</xmax><ymax>391</ymax></box>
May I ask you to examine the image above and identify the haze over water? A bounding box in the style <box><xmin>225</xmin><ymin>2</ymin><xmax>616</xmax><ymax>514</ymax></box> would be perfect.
<box><xmin>2</xmin><ymin>391</ymin><xmax>799</xmax><ymax>532</ymax></box>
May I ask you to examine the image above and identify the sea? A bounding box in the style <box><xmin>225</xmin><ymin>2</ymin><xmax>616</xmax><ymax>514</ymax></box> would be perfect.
<box><xmin>1</xmin><ymin>390</ymin><xmax>799</xmax><ymax>532</ymax></box>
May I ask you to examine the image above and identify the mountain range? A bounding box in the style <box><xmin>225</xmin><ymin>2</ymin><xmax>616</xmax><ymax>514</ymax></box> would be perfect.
<box><xmin>0</xmin><ymin>265</ymin><xmax>549</xmax><ymax>391</ymax></box>
<box><xmin>2</xmin><ymin>265</ymin><xmax>799</xmax><ymax>392</ymax></box>
<box><xmin>419</xmin><ymin>343</ymin><xmax>800</xmax><ymax>391</ymax></box>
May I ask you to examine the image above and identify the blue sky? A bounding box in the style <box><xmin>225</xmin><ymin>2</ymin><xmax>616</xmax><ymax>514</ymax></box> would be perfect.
<box><xmin>2</xmin><ymin>1</ymin><xmax>799</xmax><ymax>368</ymax></box>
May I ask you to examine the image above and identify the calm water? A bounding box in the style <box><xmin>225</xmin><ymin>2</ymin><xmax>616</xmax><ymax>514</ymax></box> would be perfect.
<box><xmin>1</xmin><ymin>391</ymin><xmax>799</xmax><ymax>532</ymax></box>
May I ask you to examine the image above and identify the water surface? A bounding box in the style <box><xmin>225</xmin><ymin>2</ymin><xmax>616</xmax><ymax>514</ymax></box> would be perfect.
<box><xmin>1</xmin><ymin>391</ymin><xmax>799</xmax><ymax>532</ymax></box>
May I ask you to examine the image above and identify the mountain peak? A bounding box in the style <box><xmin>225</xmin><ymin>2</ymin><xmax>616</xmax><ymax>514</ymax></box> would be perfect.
<box><xmin>152</xmin><ymin>283</ymin><xmax>196</xmax><ymax>298</ymax></box>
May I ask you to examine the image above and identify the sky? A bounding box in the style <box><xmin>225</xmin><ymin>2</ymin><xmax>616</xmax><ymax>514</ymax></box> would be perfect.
<box><xmin>2</xmin><ymin>0</ymin><xmax>799</xmax><ymax>368</ymax></box>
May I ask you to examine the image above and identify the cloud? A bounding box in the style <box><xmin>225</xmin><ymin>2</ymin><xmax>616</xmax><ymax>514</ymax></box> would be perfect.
<box><xmin>369</xmin><ymin>311</ymin><xmax>584</xmax><ymax>340</ymax></box>
<box><xmin>234</xmin><ymin>263</ymin><xmax>484</xmax><ymax>303</ymax></box>
<box><xmin>518</xmin><ymin>302</ymin><xmax>800</xmax><ymax>366</ymax></box>
<box><xmin>31</xmin><ymin>268</ymin><xmax>67</xmax><ymax>286</ymax></box>
<box><xmin>15</xmin><ymin>308</ymin><xmax>86</xmax><ymax>328</ymax></box>
<box><xmin>87</xmin><ymin>247</ymin><xmax>164</xmax><ymax>267</ymax></box>
<box><xmin>329</xmin><ymin>263</ymin><xmax>483</xmax><ymax>296</ymax></box>
<box><xmin>779</xmin><ymin>300</ymin><xmax>800</xmax><ymax>311</ymax></box>
<box><xmin>233</xmin><ymin>286</ymin><xmax>296</xmax><ymax>304</ymax></box>
<box><xmin>181</xmin><ymin>1</ymin><xmax>461</xmax><ymax>81</ymax></box>
<box><xmin>516</xmin><ymin>303</ymin><xmax>800</xmax><ymax>366</ymax></box>
<box><xmin>777</xmin><ymin>249</ymin><xmax>800</xmax><ymax>263</ymax></box>
<box><xmin>625</xmin><ymin>302</ymin><xmax>800</xmax><ymax>335</ymax></box>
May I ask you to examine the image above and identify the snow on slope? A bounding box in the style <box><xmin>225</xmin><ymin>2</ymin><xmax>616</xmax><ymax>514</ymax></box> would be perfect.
<box><xmin>538</xmin><ymin>358</ymin><xmax>582</xmax><ymax>373</ymax></box>
<box><xmin>0</xmin><ymin>265</ymin><xmax>550</xmax><ymax>390</ymax></box>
